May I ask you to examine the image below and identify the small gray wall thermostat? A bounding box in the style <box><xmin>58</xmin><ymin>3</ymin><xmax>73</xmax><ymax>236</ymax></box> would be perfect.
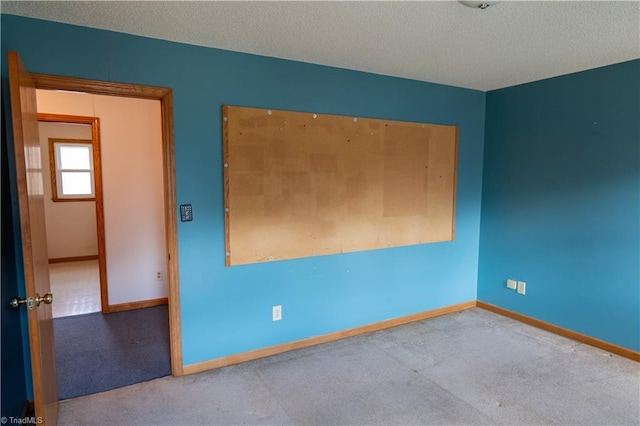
<box><xmin>180</xmin><ymin>204</ymin><xmax>193</xmax><ymax>222</ymax></box>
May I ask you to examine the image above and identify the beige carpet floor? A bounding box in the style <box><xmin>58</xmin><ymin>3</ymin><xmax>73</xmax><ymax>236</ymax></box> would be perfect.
<box><xmin>58</xmin><ymin>308</ymin><xmax>639</xmax><ymax>425</ymax></box>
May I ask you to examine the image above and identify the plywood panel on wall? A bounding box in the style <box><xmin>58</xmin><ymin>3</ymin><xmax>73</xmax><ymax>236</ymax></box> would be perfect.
<box><xmin>223</xmin><ymin>105</ymin><xmax>457</xmax><ymax>266</ymax></box>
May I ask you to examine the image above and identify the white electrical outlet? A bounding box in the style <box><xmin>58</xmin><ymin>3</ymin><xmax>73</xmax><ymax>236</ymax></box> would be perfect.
<box><xmin>517</xmin><ymin>281</ymin><xmax>526</xmax><ymax>295</ymax></box>
<box><xmin>272</xmin><ymin>305</ymin><xmax>282</xmax><ymax>321</ymax></box>
<box><xmin>156</xmin><ymin>271</ymin><xmax>163</xmax><ymax>281</ymax></box>
<box><xmin>506</xmin><ymin>279</ymin><xmax>517</xmax><ymax>290</ymax></box>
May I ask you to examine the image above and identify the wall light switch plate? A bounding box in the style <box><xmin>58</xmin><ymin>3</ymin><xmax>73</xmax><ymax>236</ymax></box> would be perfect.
<box><xmin>507</xmin><ymin>279</ymin><xmax>517</xmax><ymax>290</ymax></box>
<box><xmin>180</xmin><ymin>204</ymin><xmax>193</xmax><ymax>222</ymax></box>
<box><xmin>517</xmin><ymin>281</ymin><xmax>526</xmax><ymax>295</ymax></box>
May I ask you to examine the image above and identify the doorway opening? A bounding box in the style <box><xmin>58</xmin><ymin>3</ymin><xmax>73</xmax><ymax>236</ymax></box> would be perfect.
<box><xmin>9</xmin><ymin>51</ymin><xmax>183</xmax><ymax>419</ymax></box>
<box><xmin>37</xmin><ymin>114</ymin><xmax>106</xmax><ymax>318</ymax></box>
<box><xmin>33</xmin><ymin>88</ymin><xmax>180</xmax><ymax>398</ymax></box>
<box><xmin>28</xmin><ymin>74</ymin><xmax>183</xmax><ymax>381</ymax></box>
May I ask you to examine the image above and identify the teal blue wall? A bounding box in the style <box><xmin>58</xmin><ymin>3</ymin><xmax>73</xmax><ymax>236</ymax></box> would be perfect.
<box><xmin>1</xmin><ymin>15</ymin><xmax>486</xmax><ymax>366</ymax></box>
<box><xmin>478</xmin><ymin>60</ymin><xmax>640</xmax><ymax>351</ymax></box>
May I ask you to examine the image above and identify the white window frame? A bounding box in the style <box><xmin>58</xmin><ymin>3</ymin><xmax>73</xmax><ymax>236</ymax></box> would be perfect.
<box><xmin>49</xmin><ymin>138</ymin><xmax>96</xmax><ymax>202</ymax></box>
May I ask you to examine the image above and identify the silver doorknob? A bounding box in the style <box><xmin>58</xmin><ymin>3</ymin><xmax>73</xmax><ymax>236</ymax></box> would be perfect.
<box><xmin>10</xmin><ymin>293</ymin><xmax>53</xmax><ymax>309</ymax></box>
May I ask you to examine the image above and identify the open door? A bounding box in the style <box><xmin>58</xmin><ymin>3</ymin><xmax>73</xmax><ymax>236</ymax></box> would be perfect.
<box><xmin>8</xmin><ymin>51</ymin><xmax>58</xmax><ymax>424</ymax></box>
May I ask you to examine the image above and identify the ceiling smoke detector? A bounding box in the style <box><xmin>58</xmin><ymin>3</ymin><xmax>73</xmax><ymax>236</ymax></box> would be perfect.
<box><xmin>459</xmin><ymin>1</ymin><xmax>499</xmax><ymax>9</ymax></box>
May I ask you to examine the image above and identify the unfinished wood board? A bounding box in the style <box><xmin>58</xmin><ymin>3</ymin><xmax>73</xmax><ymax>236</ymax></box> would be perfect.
<box><xmin>223</xmin><ymin>105</ymin><xmax>457</xmax><ymax>266</ymax></box>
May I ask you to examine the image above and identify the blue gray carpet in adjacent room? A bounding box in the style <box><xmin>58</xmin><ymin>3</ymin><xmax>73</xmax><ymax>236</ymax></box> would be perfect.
<box><xmin>54</xmin><ymin>305</ymin><xmax>171</xmax><ymax>400</ymax></box>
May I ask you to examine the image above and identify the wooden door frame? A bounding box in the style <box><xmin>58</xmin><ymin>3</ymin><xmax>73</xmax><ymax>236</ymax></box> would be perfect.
<box><xmin>30</xmin><ymin>74</ymin><xmax>183</xmax><ymax>376</ymax></box>
<box><xmin>37</xmin><ymin>113</ymin><xmax>110</xmax><ymax>314</ymax></box>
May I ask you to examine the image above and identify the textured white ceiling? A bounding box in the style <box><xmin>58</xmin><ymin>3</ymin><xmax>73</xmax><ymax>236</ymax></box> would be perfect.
<box><xmin>2</xmin><ymin>1</ymin><xmax>639</xmax><ymax>91</ymax></box>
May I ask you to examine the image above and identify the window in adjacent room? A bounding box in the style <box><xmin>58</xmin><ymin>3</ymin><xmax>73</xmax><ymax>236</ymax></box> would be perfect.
<box><xmin>49</xmin><ymin>138</ymin><xmax>95</xmax><ymax>201</ymax></box>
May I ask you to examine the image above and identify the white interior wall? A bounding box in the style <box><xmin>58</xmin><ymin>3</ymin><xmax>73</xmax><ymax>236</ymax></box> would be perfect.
<box><xmin>39</xmin><ymin>121</ymin><xmax>97</xmax><ymax>259</ymax></box>
<box><xmin>36</xmin><ymin>90</ymin><xmax>167</xmax><ymax>305</ymax></box>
